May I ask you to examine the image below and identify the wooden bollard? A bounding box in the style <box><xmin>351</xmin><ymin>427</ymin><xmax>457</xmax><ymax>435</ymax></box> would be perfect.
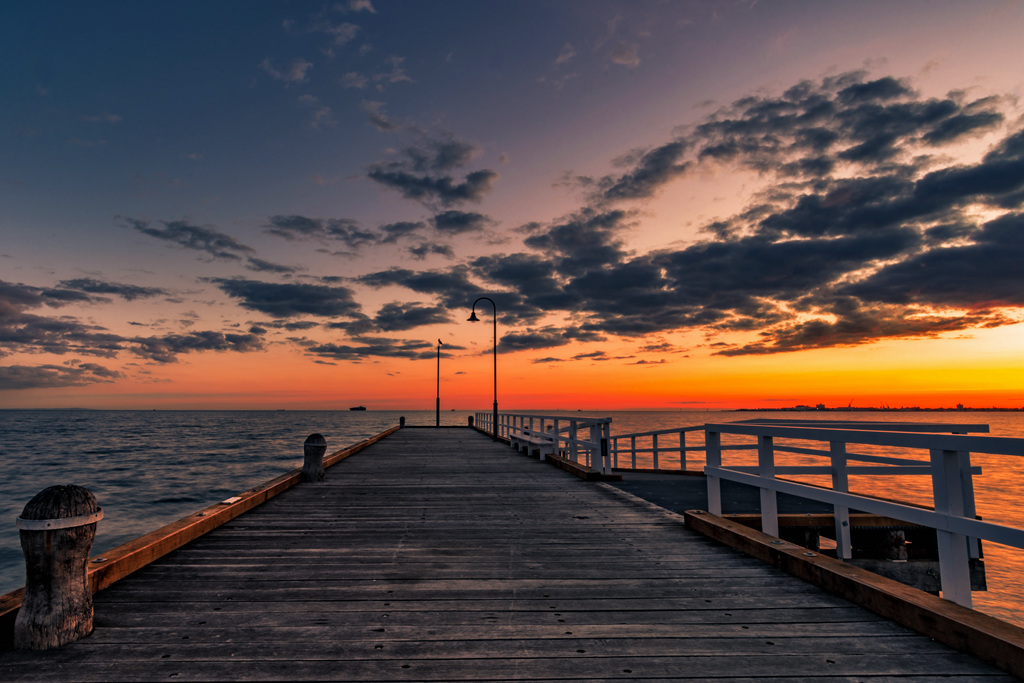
<box><xmin>468</xmin><ymin>416</ymin><xmax>474</xmax><ymax>427</ymax></box>
<box><xmin>15</xmin><ymin>484</ymin><xmax>102</xmax><ymax>650</ymax></box>
<box><xmin>399</xmin><ymin>416</ymin><xmax>406</xmax><ymax>427</ymax></box>
<box><xmin>302</xmin><ymin>433</ymin><xmax>327</xmax><ymax>482</ymax></box>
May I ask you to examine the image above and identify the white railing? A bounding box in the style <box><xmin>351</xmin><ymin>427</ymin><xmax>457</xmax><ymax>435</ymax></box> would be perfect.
<box><xmin>608</xmin><ymin>418</ymin><xmax>991</xmax><ymax>472</ymax></box>
<box><xmin>477</xmin><ymin>411</ymin><xmax>613</xmax><ymax>475</ymax></box>
<box><xmin>610</xmin><ymin>425</ymin><xmax>706</xmax><ymax>471</ymax></box>
<box><xmin>704</xmin><ymin>421</ymin><xmax>1024</xmax><ymax>607</ymax></box>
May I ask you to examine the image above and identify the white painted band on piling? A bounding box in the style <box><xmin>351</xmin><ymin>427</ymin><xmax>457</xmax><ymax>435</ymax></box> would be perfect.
<box><xmin>16</xmin><ymin>508</ymin><xmax>104</xmax><ymax>530</ymax></box>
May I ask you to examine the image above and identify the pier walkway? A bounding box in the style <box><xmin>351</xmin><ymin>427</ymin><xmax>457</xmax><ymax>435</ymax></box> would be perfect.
<box><xmin>0</xmin><ymin>428</ymin><xmax>1014</xmax><ymax>680</ymax></box>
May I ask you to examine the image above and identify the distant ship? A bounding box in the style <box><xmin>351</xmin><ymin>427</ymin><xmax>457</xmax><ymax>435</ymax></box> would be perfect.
<box><xmin>349</xmin><ymin>406</ymin><xmax>367</xmax><ymax>411</ymax></box>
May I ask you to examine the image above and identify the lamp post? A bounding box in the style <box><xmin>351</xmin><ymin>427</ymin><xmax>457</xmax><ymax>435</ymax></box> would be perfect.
<box><xmin>468</xmin><ymin>296</ymin><xmax>498</xmax><ymax>439</ymax></box>
<box><xmin>435</xmin><ymin>339</ymin><xmax>442</xmax><ymax>428</ymax></box>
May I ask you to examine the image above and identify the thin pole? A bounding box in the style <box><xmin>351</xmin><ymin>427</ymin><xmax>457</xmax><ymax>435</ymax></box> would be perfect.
<box><xmin>491</xmin><ymin>310</ymin><xmax>497</xmax><ymax>440</ymax></box>
<box><xmin>436</xmin><ymin>339</ymin><xmax>442</xmax><ymax>428</ymax></box>
<box><xmin>469</xmin><ymin>297</ymin><xmax>498</xmax><ymax>440</ymax></box>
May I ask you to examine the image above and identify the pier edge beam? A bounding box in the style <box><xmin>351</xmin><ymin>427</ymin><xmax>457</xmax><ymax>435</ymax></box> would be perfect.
<box><xmin>301</xmin><ymin>433</ymin><xmax>327</xmax><ymax>483</ymax></box>
<box><xmin>14</xmin><ymin>485</ymin><xmax>101</xmax><ymax>650</ymax></box>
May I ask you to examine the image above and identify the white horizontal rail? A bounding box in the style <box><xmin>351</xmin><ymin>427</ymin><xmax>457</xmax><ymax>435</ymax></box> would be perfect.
<box><xmin>705</xmin><ymin>423</ymin><xmax>1024</xmax><ymax>456</ymax></box>
<box><xmin>612</xmin><ymin>425</ymin><xmax>706</xmax><ymax>439</ymax></box>
<box><xmin>734</xmin><ymin>418</ymin><xmax>990</xmax><ymax>433</ymax></box>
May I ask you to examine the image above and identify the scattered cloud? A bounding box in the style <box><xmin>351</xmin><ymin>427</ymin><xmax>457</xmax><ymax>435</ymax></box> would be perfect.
<box><xmin>366</xmin><ymin>132</ymin><xmax>498</xmax><ymax>208</ymax></box>
<box><xmin>260</xmin><ymin>57</ymin><xmax>313</xmax><ymax>84</ymax></box>
<box><xmin>362</xmin><ymin>100</ymin><xmax>401</xmax><ymax>131</ymax></box>
<box><xmin>298</xmin><ymin>95</ymin><xmax>337</xmax><ymax>129</ymax></box>
<box><xmin>609</xmin><ymin>41</ymin><xmax>641</xmax><ymax>68</ymax></box>
<box><xmin>125</xmin><ymin>218</ymin><xmax>255</xmax><ymax>261</ymax></box>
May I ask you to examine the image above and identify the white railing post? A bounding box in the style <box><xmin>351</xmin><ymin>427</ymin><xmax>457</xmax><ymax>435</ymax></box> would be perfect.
<box><xmin>652</xmin><ymin>433</ymin><xmax>659</xmax><ymax>470</ymax></box>
<box><xmin>706</xmin><ymin>430</ymin><xmax>722</xmax><ymax>515</ymax></box>
<box><xmin>570</xmin><ymin>421</ymin><xmax>578</xmax><ymax>463</ymax></box>
<box><xmin>959</xmin><ymin>449</ymin><xmax>981</xmax><ymax>559</ymax></box>
<box><xmin>679</xmin><ymin>430</ymin><xmax>687</xmax><ymax>471</ymax></box>
<box><xmin>830</xmin><ymin>440</ymin><xmax>853</xmax><ymax>560</ymax></box>
<box><xmin>758</xmin><ymin>435</ymin><xmax>779</xmax><ymax>537</ymax></box>
<box><xmin>630</xmin><ymin>436</ymin><xmax>637</xmax><ymax>469</ymax></box>
<box><xmin>931</xmin><ymin>448</ymin><xmax>972</xmax><ymax>607</ymax></box>
<box><xmin>601</xmin><ymin>421</ymin><xmax>611</xmax><ymax>475</ymax></box>
<box><xmin>588</xmin><ymin>423</ymin><xmax>598</xmax><ymax>468</ymax></box>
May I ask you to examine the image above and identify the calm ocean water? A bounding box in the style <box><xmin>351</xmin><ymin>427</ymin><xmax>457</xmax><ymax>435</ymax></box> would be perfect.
<box><xmin>2</xmin><ymin>408</ymin><xmax>1024</xmax><ymax>627</ymax></box>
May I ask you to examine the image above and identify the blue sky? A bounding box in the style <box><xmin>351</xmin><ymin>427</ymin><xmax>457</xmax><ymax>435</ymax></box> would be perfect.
<box><xmin>3</xmin><ymin>1</ymin><xmax>1024</xmax><ymax>409</ymax></box>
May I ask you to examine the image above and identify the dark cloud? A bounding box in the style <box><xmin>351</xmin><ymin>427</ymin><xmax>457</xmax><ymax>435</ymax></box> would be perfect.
<box><xmin>432</xmin><ymin>210</ymin><xmax>492</xmax><ymax>234</ymax></box>
<box><xmin>132</xmin><ymin>331</ymin><xmax>265</xmax><ymax>363</ymax></box>
<box><xmin>366</xmin><ymin>132</ymin><xmax>497</xmax><ymax>208</ymax></box>
<box><xmin>380</xmin><ymin>221</ymin><xmax>426</xmax><ymax>243</ymax></box>
<box><xmin>599</xmin><ymin>142</ymin><xmax>689</xmax><ymax>200</ymax></box>
<box><xmin>1</xmin><ymin>279</ymin><xmax>99</xmax><ymax>319</ymax></box>
<box><xmin>58</xmin><ymin>278</ymin><xmax>168</xmax><ymax>301</ymax></box>
<box><xmin>367</xmin><ymin>166</ymin><xmax>497</xmax><ymax>207</ymax></box>
<box><xmin>419</xmin><ymin>73</ymin><xmax>1021</xmax><ymax>354</ymax></box>
<box><xmin>245</xmin><ymin>257</ymin><xmax>299</xmax><ymax>274</ymax></box>
<box><xmin>307</xmin><ymin>336</ymin><xmax>434</xmax><ymax>361</ymax></box>
<box><xmin>0</xmin><ymin>312</ymin><xmax>124</xmax><ymax>358</ymax></box>
<box><xmin>403</xmin><ymin>138</ymin><xmax>478</xmax><ymax>172</ymax></box>
<box><xmin>523</xmin><ymin>209</ymin><xmax>630</xmax><ymax>276</ymax></box>
<box><xmin>0</xmin><ymin>363</ymin><xmax>125</xmax><ymax>390</ymax></box>
<box><xmin>125</xmin><ymin>218</ymin><xmax>254</xmax><ymax>260</ymax></box>
<box><xmin>499</xmin><ymin>327</ymin><xmax>573</xmax><ymax>352</ymax></box>
<box><xmin>356</xmin><ymin>266</ymin><xmax>478</xmax><ymax>309</ymax></box>
<box><xmin>208</xmin><ymin>278</ymin><xmax>363</xmax><ymax>318</ymax></box>
<box><xmin>840</xmin><ymin>212</ymin><xmax>1024</xmax><ymax>308</ymax></box>
<box><xmin>715</xmin><ymin>300</ymin><xmax>1012</xmax><ymax>356</ymax></box>
<box><xmin>264</xmin><ymin>214</ymin><xmax>378</xmax><ymax>249</ymax></box>
<box><xmin>372</xmin><ymin>302</ymin><xmax>451</xmax><ymax>331</ymax></box>
<box><xmin>409</xmin><ymin>242</ymin><xmax>455</xmax><ymax>260</ymax></box>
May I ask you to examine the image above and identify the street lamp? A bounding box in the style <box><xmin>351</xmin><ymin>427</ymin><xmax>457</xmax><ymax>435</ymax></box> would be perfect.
<box><xmin>435</xmin><ymin>339</ymin><xmax>442</xmax><ymax>428</ymax></box>
<box><xmin>468</xmin><ymin>296</ymin><xmax>498</xmax><ymax>439</ymax></box>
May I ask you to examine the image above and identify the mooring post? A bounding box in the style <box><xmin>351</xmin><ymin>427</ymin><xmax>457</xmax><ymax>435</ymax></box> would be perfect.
<box><xmin>400</xmin><ymin>416</ymin><xmax>406</xmax><ymax>428</ymax></box>
<box><xmin>302</xmin><ymin>433</ymin><xmax>327</xmax><ymax>483</ymax></box>
<box><xmin>15</xmin><ymin>484</ymin><xmax>102</xmax><ymax>650</ymax></box>
<box><xmin>468</xmin><ymin>416</ymin><xmax>474</xmax><ymax>428</ymax></box>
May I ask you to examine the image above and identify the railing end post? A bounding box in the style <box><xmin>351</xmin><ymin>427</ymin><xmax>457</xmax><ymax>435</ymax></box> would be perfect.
<box><xmin>15</xmin><ymin>484</ymin><xmax>101</xmax><ymax>650</ymax></box>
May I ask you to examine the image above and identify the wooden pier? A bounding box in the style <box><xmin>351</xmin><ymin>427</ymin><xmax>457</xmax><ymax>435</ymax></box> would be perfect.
<box><xmin>0</xmin><ymin>427</ymin><xmax>1018</xmax><ymax>680</ymax></box>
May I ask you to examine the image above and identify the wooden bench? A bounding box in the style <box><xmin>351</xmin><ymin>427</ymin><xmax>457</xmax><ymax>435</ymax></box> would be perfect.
<box><xmin>509</xmin><ymin>429</ymin><xmax>555</xmax><ymax>459</ymax></box>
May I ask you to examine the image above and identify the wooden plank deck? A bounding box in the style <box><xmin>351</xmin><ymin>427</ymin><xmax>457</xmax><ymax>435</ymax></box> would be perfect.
<box><xmin>0</xmin><ymin>427</ymin><xmax>1014</xmax><ymax>681</ymax></box>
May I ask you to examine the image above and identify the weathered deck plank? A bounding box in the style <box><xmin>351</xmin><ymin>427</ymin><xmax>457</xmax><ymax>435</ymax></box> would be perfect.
<box><xmin>0</xmin><ymin>428</ymin><xmax>1013</xmax><ymax>681</ymax></box>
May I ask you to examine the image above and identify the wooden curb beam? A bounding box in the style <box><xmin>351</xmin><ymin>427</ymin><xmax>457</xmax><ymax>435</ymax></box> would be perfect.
<box><xmin>683</xmin><ymin>508</ymin><xmax>1024</xmax><ymax>679</ymax></box>
<box><xmin>0</xmin><ymin>425</ymin><xmax>399</xmax><ymax>649</ymax></box>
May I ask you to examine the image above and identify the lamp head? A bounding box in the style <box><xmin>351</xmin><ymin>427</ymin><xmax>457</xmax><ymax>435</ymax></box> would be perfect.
<box><xmin>467</xmin><ymin>311</ymin><xmax>480</xmax><ymax>322</ymax></box>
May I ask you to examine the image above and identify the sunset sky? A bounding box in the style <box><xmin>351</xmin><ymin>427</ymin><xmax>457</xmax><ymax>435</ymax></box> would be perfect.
<box><xmin>2</xmin><ymin>0</ymin><xmax>1024</xmax><ymax>411</ymax></box>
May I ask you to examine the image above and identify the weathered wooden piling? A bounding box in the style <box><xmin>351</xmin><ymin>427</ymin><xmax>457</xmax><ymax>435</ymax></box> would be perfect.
<box><xmin>301</xmin><ymin>433</ymin><xmax>327</xmax><ymax>482</ymax></box>
<box><xmin>399</xmin><ymin>416</ymin><xmax>406</xmax><ymax>427</ymax></box>
<box><xmin>14</xmin><ymin>484</ymin><xmax>102</xmax><ymax>650</ymax></box>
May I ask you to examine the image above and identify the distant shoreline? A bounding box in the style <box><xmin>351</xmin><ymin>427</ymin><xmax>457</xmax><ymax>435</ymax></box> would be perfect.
<box><xmin>735</xmin><ymin>406</ymin><xmax>1024</xmax><ymax>412</ymax></box>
